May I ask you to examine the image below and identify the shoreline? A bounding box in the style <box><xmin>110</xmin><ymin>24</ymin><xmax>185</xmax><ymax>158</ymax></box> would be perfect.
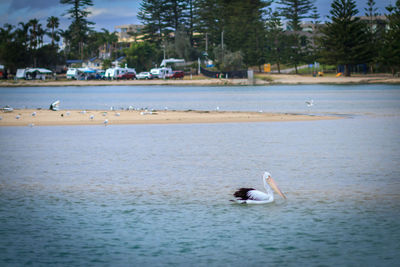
<box><xmin>0</xmin><ymin>74</ymin><xmax>399</xmax><ymax>87</ymax></box>
<box><xmin>0</xmin><ymin>109</ymin><xmax>341</xmax><ymax>127</ymax></box>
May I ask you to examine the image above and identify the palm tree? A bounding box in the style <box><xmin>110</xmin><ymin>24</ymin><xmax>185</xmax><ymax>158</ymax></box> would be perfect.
<box><xmin>28</xmin><ymin>19</ymin><xmax>41</xmax><ymax>67</ymax></box>
<box><xmin>46</xmin><ymin>16</ymin><xmax>60</xmax><ymax>46</ymax></box>
<box><xmin>99</xmin><ymin>28</ymin><xmax>118</xmax><ymax>58</ymax></box>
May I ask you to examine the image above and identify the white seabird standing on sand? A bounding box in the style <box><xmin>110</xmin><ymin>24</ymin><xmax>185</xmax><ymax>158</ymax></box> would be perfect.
<box><xmin>233</xmin><ymin>172</ymin><xmax>286</xmax><ymax>204</ymax></box>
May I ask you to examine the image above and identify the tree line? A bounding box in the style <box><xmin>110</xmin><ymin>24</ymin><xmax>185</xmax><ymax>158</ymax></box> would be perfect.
<box><xmin>137</xmin><ymin>0</ymin><xmax>400</xmax><ymax>76</ymax></box>
<box><xmin>1</xmin><ymin>0</ymin><xmax>399</xmax><ymax>76</ymax></box>
<box><xmin>0</xmin><ymin>0</ymin><xmax>119</xmax><ymax>75</ymax></box>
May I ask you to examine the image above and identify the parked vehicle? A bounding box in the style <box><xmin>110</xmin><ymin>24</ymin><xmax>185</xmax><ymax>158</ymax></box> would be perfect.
<box><xmin>16</xmin><ymin>68</ymin><xmax>52</xmax><ymax>80</ymax></box>
<box><xmin>150</xmin><ymin>67</ymin><xmax>173</xmax><ymax>79</ymax></box>
<box><xmin>105</xmin><ymin>67</ymin><xmax>136</xmax><ymax>80</ymax></box>
<box><xmin>136</xmin><ymin>72</ymin><xmax>153</xmax><ymax>79</ymax></box>
<box><xmin>117</xmin><ymin>72</ymin><xmax>136</xmax><ymax>80</ymax></box>
<box><xmin>66</xmin><ymin>68</ymin><xmax>79</xmax><ymax>80</ymax></box>
<box><xmin>168</xmin><ymin>70</ymin><xmax>184</xmax><ymax>79</ymax></box>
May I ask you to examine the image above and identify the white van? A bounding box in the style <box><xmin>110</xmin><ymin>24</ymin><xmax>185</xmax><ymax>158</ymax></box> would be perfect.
<box><xmin>150</xmin><ymin>67</ymin><xmax>173</xmax><ymax>79</ymax></box>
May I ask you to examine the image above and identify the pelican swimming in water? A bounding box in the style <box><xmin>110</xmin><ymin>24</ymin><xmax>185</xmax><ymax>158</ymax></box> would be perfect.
<box><xmin>233</xmin><ymin>172</ymin><xmax>286</xmax><ymax>204</ymax></box>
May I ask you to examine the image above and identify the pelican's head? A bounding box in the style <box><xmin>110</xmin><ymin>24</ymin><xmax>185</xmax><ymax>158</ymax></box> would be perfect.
<box><xmin>263</xmin><ymin>171</ymin><xmax>286</xmax><ymax>199</ymax></box>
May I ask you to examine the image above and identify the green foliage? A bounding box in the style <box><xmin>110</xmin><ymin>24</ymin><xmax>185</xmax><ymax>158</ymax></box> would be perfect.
<box><xmin>60</xmin><ymin>0</ymin><xmax>94</xmax><ymax>59</ymax></box>
<box><xmin>0</xmin><ymin>20</ymin><xmax>63</xmax><ymax>73</ymax></box>
<box><xmin>380</xmin><ymin>0</ymin><xmax>400</xmax><ymax>75</ymax></box>
<box><xmin>265</xmin><ymin>11</ymin><xmax>288</xmax><ymax>73</ymax></box>
<box><xmin>278</xmin><ymin>0</ymin><xmax>315</xmax><ymax>73</ymax></box>
<box><xmin>319</xmin><ymin>0</ymin><xmax>369</xmax><ymax>76</ymax></box>
<box><xmin>46</xmin><ymin>16</ymin><xmax>60</xmax><ymax>45</ymax></box>
<box><xmin>102</xmin><ymin>59</ymin><xmax>112</xmax><ymax>70</ymax></box>
<box><xmin>124</xmin><ymin>42</ymin><xmax>158</xmax><ymax>72</ymax></box>
<box><xmin>278</xmin><ymin>0</ymin><xmax>315</xmax><ymax>31</ymax></box>
<box><xmin>139</xmin><ymin>0</ymin><xmax>270</xmax><ymax>68</ymax></box>
<box><xmin>212</xmin><ymin>45</ymin><xmax>244</xmax><ymax>71</ymax></box>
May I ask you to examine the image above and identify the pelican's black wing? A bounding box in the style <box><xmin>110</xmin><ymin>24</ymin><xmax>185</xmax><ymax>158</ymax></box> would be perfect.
<box><xmin>233</xmin><ymin>188</ymin><xmax>255</xmax><ymax>200</ymax></box>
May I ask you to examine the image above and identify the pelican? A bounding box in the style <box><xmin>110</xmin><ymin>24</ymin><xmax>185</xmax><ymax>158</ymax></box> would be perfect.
<box><xmin>233</xmin><ymin>172</ymin><xmax>286</xmax><ymax>204</ymax></box>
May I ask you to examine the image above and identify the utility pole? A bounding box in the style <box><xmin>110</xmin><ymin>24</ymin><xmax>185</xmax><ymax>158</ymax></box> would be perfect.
<box><xmin>221</xmin><ymin>30</ymin><xmax>224</xmax><ymax>64</ymax></box>
<box><xmin>221</xmin><ymin>30</ymin><xmax>224</xmax><ymax>50</ymax></box>
<box><xmin>205</xmin><ymin>33</ymin><xmax>208</xmax><ymax>52</ymax></box>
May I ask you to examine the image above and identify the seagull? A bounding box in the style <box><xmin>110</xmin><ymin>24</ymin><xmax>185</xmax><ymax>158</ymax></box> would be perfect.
<box><xmin>80</xmin><ymin>110</ymin><xmax>87</xmax><ymax>114</ymax></box>
<box><xmin>32</xmin><ymin>112</ymin><xmax>36</xmax><ymax>116</ymax></box>
<box><xmin>16</xmin><ymin>115</ymin><xmax>21</xmax><ymax>119</ymax></box>
<box><xmin>103</xmin><ymin>119</ymin><xmax>108</xmax><ymax>126</ymax></box>
<box><xmin>66</xmin><ymin>111</ymin><xmax>70</xmax><ymax>116</ymax></box>
<box><xmin>90</xmin><ymin>115</ymin><xmax>94</xmax><ymax>120</ymax></box>
<box><xmin>115</xmin><ymin>113</ymin><xmax>120</xmax><ymax>116</ymax></box>
<box><xmin>306</xmin><ymin>100</ymin><xmax>314</xmax><ymax>107</ymax></box>
<box><xmin>232</xmin><ymin>172</ymin><xmax>286</xmax><ymax>204</ymax></box>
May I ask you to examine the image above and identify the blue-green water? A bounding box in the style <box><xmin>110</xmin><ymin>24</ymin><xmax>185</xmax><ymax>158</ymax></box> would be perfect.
<box><xmin>1</xmin><ymin>85</ymin><xmax>400</xmax><ymax>266</ymax></box>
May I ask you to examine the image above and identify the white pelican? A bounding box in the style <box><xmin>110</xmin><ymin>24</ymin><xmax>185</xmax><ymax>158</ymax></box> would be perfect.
<box><xmin>233</xmin><ymin>172</ymin><xmax>286</xmax><ymax>204</ymax></box>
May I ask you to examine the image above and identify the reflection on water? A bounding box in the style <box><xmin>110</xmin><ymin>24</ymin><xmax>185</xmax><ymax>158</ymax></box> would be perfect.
<box><xmin>1</xmin><ymin>85</ymin><xmax>400</xmax><ymax>265</ymax></box>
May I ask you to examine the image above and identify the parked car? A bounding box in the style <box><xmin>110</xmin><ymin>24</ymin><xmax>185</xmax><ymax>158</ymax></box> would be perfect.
<box><xmin>117</xmin><ymin>72</ymin><xmax>136</xmax><ymax>80</ymax></box>
<box><xmin>169</xmin><ymin>70</ymin><xmax>184</xmax><ymax>79</ymax></box>
<box><xmin>136</xmin><ymin>72</ymin><xmax>153</xmax><ymax>79</ymax></box>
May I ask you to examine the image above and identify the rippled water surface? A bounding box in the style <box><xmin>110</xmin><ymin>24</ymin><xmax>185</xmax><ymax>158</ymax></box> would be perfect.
<box><xmin>1</xmin><ymin>85</ymin><xmax>400</xmax><ymax>266</ymax></box>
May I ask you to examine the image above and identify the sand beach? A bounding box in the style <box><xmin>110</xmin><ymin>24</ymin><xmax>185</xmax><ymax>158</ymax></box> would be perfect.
<box><xmin>0</xmin><ymin>109</ymin><xmax>340</xmax><ymax>126</ymax></box>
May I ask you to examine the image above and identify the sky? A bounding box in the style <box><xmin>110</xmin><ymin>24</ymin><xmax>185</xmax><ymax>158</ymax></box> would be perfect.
<box><xmin>0</xmin><ymin>0</ymin><xmax>395</xmax><ymax>34</ymax></box>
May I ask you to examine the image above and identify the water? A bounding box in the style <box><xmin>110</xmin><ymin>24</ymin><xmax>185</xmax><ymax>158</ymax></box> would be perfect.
<box><xmin>1</xmin><ymin>85</ymin><xmax>400</xmax><ymax>266</ymax></box>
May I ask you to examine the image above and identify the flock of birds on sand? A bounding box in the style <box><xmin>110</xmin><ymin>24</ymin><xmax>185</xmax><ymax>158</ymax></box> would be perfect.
<box><xmin>1</xmin><ymin>99</ymin><xmax>315</xmax><ymax>127</ymax></box>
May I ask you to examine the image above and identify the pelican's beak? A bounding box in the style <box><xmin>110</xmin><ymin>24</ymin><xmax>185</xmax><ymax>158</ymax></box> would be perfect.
<box><xmin>267</xmin><ymin>177</ymin><xmax>286</xmax><ymax>199</ymax></box>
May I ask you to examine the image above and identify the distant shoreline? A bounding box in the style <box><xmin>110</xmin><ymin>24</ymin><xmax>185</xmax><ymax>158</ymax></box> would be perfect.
<box><xmin>0</xmin><ymin>74</ymin><xmax>399</xmax><ymax>87</ymax></box>
<box><xmin>0</xmin><ymin>109</ymin><xmax>341</xmax><ymax>127</ymax></box>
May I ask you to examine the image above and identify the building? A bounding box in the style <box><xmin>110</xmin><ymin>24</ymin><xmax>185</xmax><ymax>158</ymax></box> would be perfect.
<box><xmin>114</xmin><ymin>24</ymin><xmax>145</xmax><ymax>43</ymax></box>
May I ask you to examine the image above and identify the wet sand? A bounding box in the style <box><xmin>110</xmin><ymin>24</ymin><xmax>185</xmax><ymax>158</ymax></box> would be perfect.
<box><xmin>0</xmin><ymin>109</ymin><xmax>340</xmax><ymax>126</ymax></box>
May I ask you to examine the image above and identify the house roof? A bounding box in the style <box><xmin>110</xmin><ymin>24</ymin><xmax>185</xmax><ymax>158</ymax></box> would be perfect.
<box><xmin>66</xmin><ymin>59</ymin><xmax>83</xmax><ymax>64</ymax></box>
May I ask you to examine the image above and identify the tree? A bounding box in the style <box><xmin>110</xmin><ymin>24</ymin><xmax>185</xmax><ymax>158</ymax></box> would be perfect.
<box><xmin>364</xmin><ymin>0</ymin><xmax>380</xmax><ymax>72</ymax></box>
<box><xmin>380</xmin><ymin>0</ymin><xmax>400</xmax><ymax>76</ymax></box>
<box><xmin>319</xmin><ymin>0</ymin><xmax>369</xmax><ymax>76</ymax></box>
<box><xmin>278</xmin><ymin>0</ymin><xmax>315</xmax><ymax>73</ymax></box>
<box><xmin>265</xmin><ymin>11</ymin><xmax>288</xmax><ymax>73</ymax></box>
<box><xmin>60</xmin><ymin>0</ymin><xmax>94</xmax><ymax>59</ymax></box>
<box><xmin>137</xmin><ymin>0</ymin><xmax>167</xmax><ymax>43</ymax></box>
<box><xmin>124</xmin><ymin>41</ymin><xmax>158</xmax><ymax>72</ymax></box>
<box><xmin>28</xmin><ymin>19</ymin><xmax>43</xmax><ymax>67</ymax></box>
<box><xmin>46</xmin><ymin>16</ymin><xmax>60</xmax><ymax>46</ymax></box>
<box><xmin>310</xmin><ymin>6</ymin><xmax>321</xmax><ymax>63</ymax></box>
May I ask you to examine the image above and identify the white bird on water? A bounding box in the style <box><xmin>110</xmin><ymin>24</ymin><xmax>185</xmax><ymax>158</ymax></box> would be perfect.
<box><xmin>232</xmin><ymin>172</ymin><xmax>286</xmax><ymax>204</ymax></box>
<box><xmin>306</xmin><ymin>99</ymin><xmax>314</xmax><ymax>107</ymax></box>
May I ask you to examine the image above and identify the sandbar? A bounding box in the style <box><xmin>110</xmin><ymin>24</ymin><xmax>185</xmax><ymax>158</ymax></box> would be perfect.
<box><xmin>0</xmin><ymin>109</ymin><xmax>340</xmax><ymax>126</ymax></box>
